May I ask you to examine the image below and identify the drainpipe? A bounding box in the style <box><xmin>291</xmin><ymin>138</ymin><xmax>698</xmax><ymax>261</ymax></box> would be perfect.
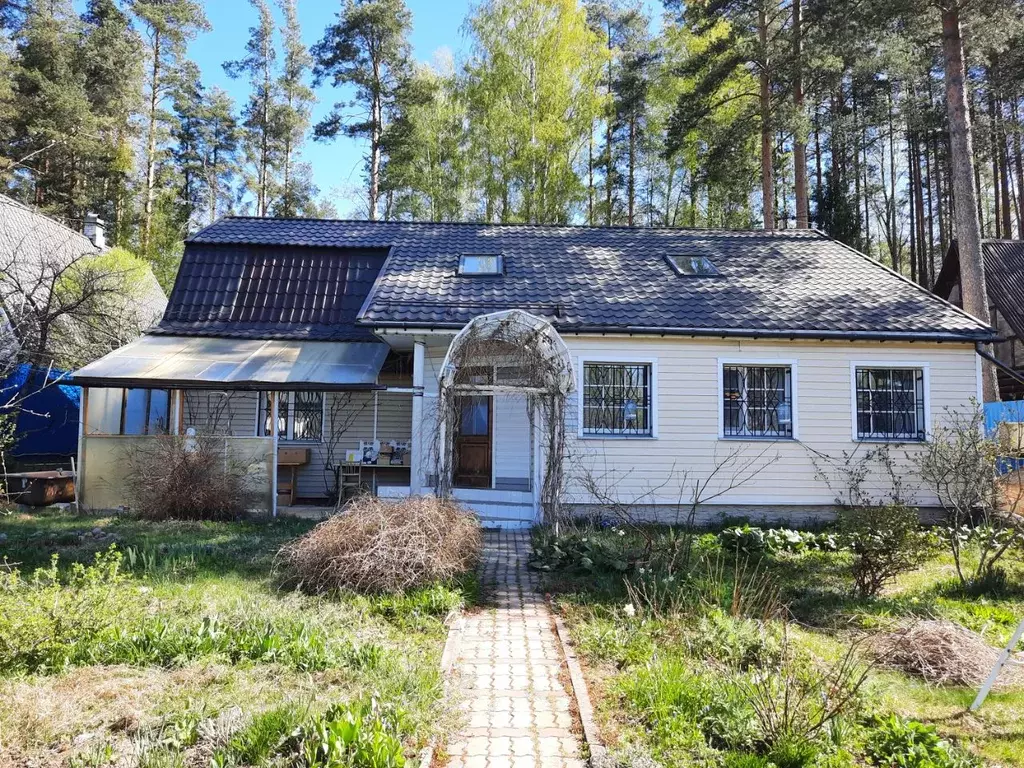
<box><xmin>410</xmin><ymin>338</ymin><xmax>426</xmax><ymax>495</ymax></box>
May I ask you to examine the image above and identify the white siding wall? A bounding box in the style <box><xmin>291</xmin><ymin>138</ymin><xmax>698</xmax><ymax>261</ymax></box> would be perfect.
<box><xmin>561</xmin><ymin>336</ymin><xmax>980</xmax><ymax>509</ymax></box>
<box><xmin>183</xmin><ymin>388</ymin><xmax>413</xmax><ymax>501</ymax></box>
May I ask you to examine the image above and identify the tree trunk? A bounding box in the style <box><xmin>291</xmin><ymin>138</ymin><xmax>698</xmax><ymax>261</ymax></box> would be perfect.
<box><xmin>942</xmin><ymin>4</ymin><xmax>997</xmax><ymax>401</ymax></box>
<box><xmin>627</xmin><ymin>115</ymin><xmax>636</xmax><ymax>226</ymax></box>
<box><xmin>1014</xmin><ymin>98</ymin><xmax>1024</xmax><ymax>239</ymax></box>
<box><xmin>759</xmin><ymin>7</ymin><xmax>774</xmax><ymax>230</ymax></box>
<box><xmin>999</xmin><ymin>98</ymin><xmax>1013</xmax><ymax>237</ymax></box>
<box><xmin>142</xmin><ymin>31</ymin><xmax>162</xmax><ymax>254</ymax></box>
<box><xmin>792</xmin><ymin>0</ymin><xmax>808</xmax><ymax>228</ymax></box>
<box><xmin>990</xmin><ymin>88</ymin><xmax>1002</xmax><ymax>238</ymax></box>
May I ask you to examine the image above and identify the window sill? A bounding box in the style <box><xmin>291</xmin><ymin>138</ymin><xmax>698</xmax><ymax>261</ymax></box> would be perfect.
<box><xmin>578</xmin><ymin>433</ymin><xmax>658</xmax><ymax>440</ymax></box>
<box><xmin>854</xmin><ymin>437</ymin><xmax>927</xmax><ymax>444</ymax></box>
<box><xmin>719</xmin><ymin>435</ymin><xmax>798</xmax><ymax>443</ymax></box>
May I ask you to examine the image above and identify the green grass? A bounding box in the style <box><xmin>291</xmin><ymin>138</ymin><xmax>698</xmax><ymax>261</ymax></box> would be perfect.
<box><xmin>538</xmin><ymin>523</ymin><xmax>1024</xmax><ymax>767</ymax></box>
<box><xmin>0</xmin><ymin>507</ymin><xmax>469</xmax><ymax>767</ymax></box>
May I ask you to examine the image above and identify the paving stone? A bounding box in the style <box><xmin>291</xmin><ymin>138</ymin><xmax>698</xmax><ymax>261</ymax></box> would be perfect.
<box><xmin>442</xmin><ymin>530</ymin><xmax>585</xmax><ymax>768</ymax></box>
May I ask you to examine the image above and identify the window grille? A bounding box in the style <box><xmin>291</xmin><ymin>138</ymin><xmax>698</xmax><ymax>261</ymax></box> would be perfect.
<box><xmin>582</xmin><ymin>363</ymin><xmax>652</xmax><ymax>436</ymax></box>
<box><xmin>259</xmin><ymin>391</ymin><xmax>323</xmax><ymax>441</ymax></box>
<box><xmin>292</xmin><ymin>392</ymin><xmax>324</xmax><ymax>441</ymax></box>
<box><xmin>722</xmin><ymin>365</ymin><xmax>793</xmax><ymax>438</ymax></box>
<box><xmin>855</xmin><ymin>367</ymin><xmax>925</xmax><ymax>441</ymax></box>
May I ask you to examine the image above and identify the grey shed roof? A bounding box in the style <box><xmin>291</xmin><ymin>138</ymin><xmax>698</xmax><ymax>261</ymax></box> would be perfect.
<box><xmin>188</xmin><ymin>218</ymin><xmax>996</xmax><ymax>343</ymax></box>
<box><xmin>935</xmin><ymin>239</ymin><xmax>1024</xmax><ymax>341</ymax></box>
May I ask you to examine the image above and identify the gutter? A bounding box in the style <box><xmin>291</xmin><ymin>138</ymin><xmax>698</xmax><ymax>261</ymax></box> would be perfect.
<box><xmin>975</xmin><ymin>343</ymin><xmax>1024</xmax><ymax>388</ymax></box>
<box><xmin>368</xmin><ymin>321</ymin><xmax>998</xmax><ymax>345</ymax></box>
<box><xmin>69</xmin><ymin>377</ymin><xmax>385</xmax><ymax>392</ymax></box>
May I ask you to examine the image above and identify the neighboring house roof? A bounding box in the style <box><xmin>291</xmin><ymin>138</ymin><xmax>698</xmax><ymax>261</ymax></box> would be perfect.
<box><xmin>0</xmin><ymin>193</ymin><xmax>99</xmax><ymax>273</ymax></box>
<box><xmin>934</xmin><ymin>239</ymin><xmax>1024</xmax><ymax>341</ymax></box>
<box><xmin>185</xmin><ymin>218</ymin><xmax>995</xmax><ymax>344</ymax></box>
<box><xmin>156</xmin><ymin>244</ymin><xmax>388</xmax><ymax>341</ymax></box>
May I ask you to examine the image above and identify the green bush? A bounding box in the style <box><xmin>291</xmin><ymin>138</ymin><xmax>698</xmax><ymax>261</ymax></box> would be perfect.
<box><xmin>865</xmin><ymin>716</ymin><xmax>977</xmax><ymax>768</ymax></box>
<box><xmin>836</xmin><ymin>505</ymin><xmax>938</xmax><ymax>598</ymax></box>
<box><xmin>721</xmin><ymin>525</ymin><xmax>842</xmax><ymax>556</ymax></box>
<box><xmin>529</xmin><ymin>525</ymin><xmax>634</xmax><ymax>573</ymax></box>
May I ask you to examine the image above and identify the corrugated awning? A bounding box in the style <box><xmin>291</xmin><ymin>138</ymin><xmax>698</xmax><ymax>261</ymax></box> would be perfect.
<box><xmin>72</xmin><ymin>335</ymin><xmax>389</xmax><ymax>391</ymax></box>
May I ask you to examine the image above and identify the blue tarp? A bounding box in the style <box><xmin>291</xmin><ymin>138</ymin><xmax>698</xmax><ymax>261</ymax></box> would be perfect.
<box><xmin>985</xmin><ymin>401</ymin><xmax>1024</xmax><ymax>474</ymax></box>
<box><xmin>0</xmin><ymin>364</ymin><xmax>80</xmax><ymax>459</ymax></box>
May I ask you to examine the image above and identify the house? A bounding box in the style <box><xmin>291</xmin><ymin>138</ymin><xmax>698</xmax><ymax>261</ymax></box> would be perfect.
<box><xmin>0</xmin><ymin>194</ymin><xmax>166</xmax><ymax>472</ymax></box>
<box><xmin>73</xmin><ymin>219</ymin><xmax>995</xmax><ymax>527</ymax></box>
<box><xmin>934</xmin><ymin>239</ymin><xmax>1024</xmax><ymax>400</ymax></box>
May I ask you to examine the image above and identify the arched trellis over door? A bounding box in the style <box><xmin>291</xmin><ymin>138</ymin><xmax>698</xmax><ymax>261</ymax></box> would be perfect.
<box><xmin>434</xmin><ymin>310</ymin><xmax>574</xmax><ymax>523</ymax></box>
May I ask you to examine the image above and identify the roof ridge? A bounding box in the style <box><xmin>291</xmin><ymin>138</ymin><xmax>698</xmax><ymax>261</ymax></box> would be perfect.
<box><xmin>205</xmin><ymin>216</ymin><xmax>826</xmax><ymax>236</ymax></box>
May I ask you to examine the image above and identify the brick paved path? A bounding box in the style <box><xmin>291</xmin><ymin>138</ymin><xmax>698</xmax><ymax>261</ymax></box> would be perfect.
<box><xmin>445</xmin><ymin>529</ymin><xmax>586</xmax><ymax>768</ymax></box>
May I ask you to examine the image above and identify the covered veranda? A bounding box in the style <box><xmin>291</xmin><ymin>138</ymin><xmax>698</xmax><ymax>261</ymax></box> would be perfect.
<box><xmin>72</xmin><ymin>334</ymin><xmax>390</xmax><ymax>516</ymax></box>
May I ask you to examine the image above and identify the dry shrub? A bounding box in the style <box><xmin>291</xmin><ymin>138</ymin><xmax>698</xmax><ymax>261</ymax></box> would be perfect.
<box><xmin>121</xmin><ymin>435</ymin><xmax>254</xmax><ymax>520</ymax></box>
<box><xmin>279</xmin><ymin>496</ymin><xmax>481</xmax><ymax>593</ymax></box>
<box><xmin>871</xmin><ymin>619</ymin><xmax>1024</xmax><ymax>687</ymax></box>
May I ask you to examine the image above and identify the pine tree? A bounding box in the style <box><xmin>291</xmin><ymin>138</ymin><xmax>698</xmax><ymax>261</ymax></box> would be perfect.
<box><xmin>224</xmin><ymin>0</ymin><xmax>279</xmax><ymax>217</ymax></box>
<box><xmin>81</xmin><ymin>0</ymin><xmax>142</xmax><ymax>242</ymax></box>
<box><xmin>312</xmin><ymin>0</ymin><xmax>413</xmax><ymax>220</ymax></box>
<box><xmin>7</xmin><ymin>0</ymin><xmax>96</xmax><ymax>220</ymax></box>
<box><xmin>274</xmin><ymin>0</ymin><xmax>318</xmax><ymax>217</ymax></box>
<box><xmin>130</xmin><ymin>0</ymin><xmax>209</xmax><ymax>254</ymax></box>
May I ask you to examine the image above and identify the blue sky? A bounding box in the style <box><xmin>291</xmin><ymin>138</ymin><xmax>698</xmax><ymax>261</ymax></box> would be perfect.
<box><xmin>193</xmin><ymin>0</ymin><xmax>476</xmax><ymax>216</ymax></box>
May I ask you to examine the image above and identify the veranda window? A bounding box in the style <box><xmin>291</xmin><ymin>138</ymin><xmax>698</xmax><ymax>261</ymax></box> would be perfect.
<box><xmin>722</xmin><ymin>365</ymin><xmax>793</xmax><ymax>439</ymax></box>
<box><xmin>582</xmin><ymin>362</ymin><xmax>653</xmax><ymax>436</ymax></box>
<box><xmin>258</xmin><ymin>391</ymin><xmax>324</xmax><ymax>441</ymax></box>
<box><xmin>854</xmin><ymin>367</ymin><xmax>926</xmax><ymax>441</ymax></box>
<box><xmin>121</xmin><ymin>389</ymin><xmax>170</xmax><ymax>435</ymax></box>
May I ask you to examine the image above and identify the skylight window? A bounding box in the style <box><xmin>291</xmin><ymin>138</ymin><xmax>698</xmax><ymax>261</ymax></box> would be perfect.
<box><xmin>666</xmin><ymin>254</ymin><xmax>718</xmax><ymax>276</ymax></box>
<box><xmin>458</xmin><ymin>253</ymin><xmax>504</xmax><ymax>276</ymax></box>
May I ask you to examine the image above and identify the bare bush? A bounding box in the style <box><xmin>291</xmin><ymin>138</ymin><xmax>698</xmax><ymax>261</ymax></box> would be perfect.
<box><xmin>919</xmin><ymin>407</ymin><xmax>1024</xmax><ymax>588</ymax></box>
<box><xmin>279</xmin><ymin>496</ymin><xmax>482</xmax><ymax>593</ymax></box>
<box><xmin>871</xmin><ymin>620</ymin><xmax>1024</xmax><ymax>687</ymax></box>
<box><xmin>120</xmin><ymin>435</ymin><xmax>254</xmax><ymax>520</ymax></box>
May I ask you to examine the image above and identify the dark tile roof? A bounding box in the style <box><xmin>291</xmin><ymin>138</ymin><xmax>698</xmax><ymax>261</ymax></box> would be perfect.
<box><xmin>155</xmin><ymin>243</ymin><xmax>388</xmax><ymax>340</ymax></box>
<box><xmin>935</xmin><ymin>239</ymin><xmax>1024</xmax><ymax>341</ymax></box>
<box><xmin>187</xmin><ymin>218</ymin><xmax>996</xmax><ymax>342</ymax></box>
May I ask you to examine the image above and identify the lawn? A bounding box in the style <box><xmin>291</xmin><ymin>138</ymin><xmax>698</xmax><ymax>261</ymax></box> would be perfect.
<box><xmin>0</xmin><ymin>508</ymin><xmax>471</xmax><ymax>768</ymax></box>
<box><xmin>533</xmin><ymin>522</ymin><xmax>1024</xmax><ymax>768</ymax></box>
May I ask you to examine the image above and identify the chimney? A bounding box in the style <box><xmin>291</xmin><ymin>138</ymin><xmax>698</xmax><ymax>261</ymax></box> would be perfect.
<box><xmin>84</xmin><ymin>212</ymin><xmax>106</xmax><ymax>249</ymax></box>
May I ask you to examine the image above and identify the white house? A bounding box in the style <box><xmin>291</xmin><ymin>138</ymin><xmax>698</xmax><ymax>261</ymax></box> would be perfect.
<box><xmin>72</xmin><ymin>219</ymin><xmax>994</xmax><ymax>527</ymax></box>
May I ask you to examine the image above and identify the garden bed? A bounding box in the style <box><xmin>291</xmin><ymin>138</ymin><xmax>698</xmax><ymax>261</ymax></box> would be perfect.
<box><xmin>0</xmin><ymin>508</ymin><xmax>473</xmax><ymax>767</ymax></box>
<box><xmin>534</xmin><ymin>522</ymin><xmax>1024</xmax><ymax>767</ymax></box>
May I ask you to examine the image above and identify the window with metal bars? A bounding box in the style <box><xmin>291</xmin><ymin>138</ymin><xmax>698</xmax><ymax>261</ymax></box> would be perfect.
<box><xmin>258</xmin><ymin>391</ymin><xmax>324</xmax><ymax>441</ymax></box>
<box><xmin>582</xmin><ymin>362</ymin><xmax>653</xmax><ymax>436</ymax></box>
<box><xmin>854</xmin><ymin>367</ymin><xmax>926</xmax><ymax>441</ymax></box>
<box><xmin>722</xmin><ymin>365</ymin><xmax>793</xmax><ymax>438</ymax></box>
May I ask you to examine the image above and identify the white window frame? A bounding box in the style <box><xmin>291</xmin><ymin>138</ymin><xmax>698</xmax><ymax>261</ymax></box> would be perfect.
<box><xmin>457</xmin><ymin>253</ymin><xmax>504</xmax><ymax>276</ymax></box>
<box><xmin>849</xmin><ymin>362</ymin><xmax>930</xmax><ymax>443</ymax></box>
<box><xmin>576</xmin><ymin>355</ymin><xmax>659</xmax><ymax>439</ymax></box>
<box><xmin>256</xmin><ymin>391</ymin><xmax>327</xmax><ymax>443</ymax></box>
<box><xmin>717</xmin><ymin>358</ymin><xmax>799</xmax><ymax>441</ymax></box>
